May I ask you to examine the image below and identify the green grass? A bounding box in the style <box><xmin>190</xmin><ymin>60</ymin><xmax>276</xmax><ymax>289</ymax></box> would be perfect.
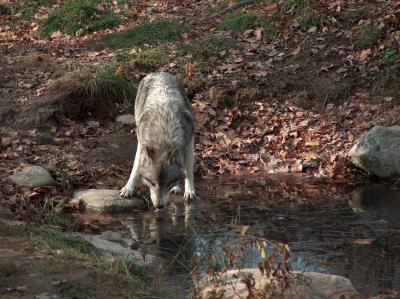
<box><xmin>0</xmin><ymin>3</ymin><xmax>11</xmax><ymax>15</ymax></box>
<box><xmin>128</xmin><ymin>46</ymin><xmax>171</xmax><ymax>70</ymax></box>
<box><xmin>87</xmin><ymin>20</ymin><xmax>187</xmax><ymax>50</ymax></box>
<box><xmin>59</xmin><ymin>281</ymin><xmax>96</xmax><ymax>299</ymax></box>
<box><xmin>332</xmin><ymin>83</ymin><xmax>352</xmax><ymax>100</ymax></box>
<box><xmin>98</xmin><ymin>255</ymin><xmax>152</xmax><ymax>282</ymax></box>
<box><xmin>279</xmin><ymin>0</ymin><xmax>313</xmax><ymax>13</ymax></box>
<box><xmin>380</xmin><ymin>45</ymin><xmax>398</xmax><ymax>61</ymax></box>
<box><xmin>53</xmin><ymin>64</ymin><xmax>135</xmax><ymax>103</ymax></box>
<box><xmin>16</xmin><ymin>0</ymin><xmax>61</xmax><ymax>21</ymax></box>
<box><xmin>36</xmin><ymin>229</ymin><xmax>99</xmax><ymax>256</ymax></box>
<box><xmin>178</xmin><ymin>36</ymin><xmax>232</xmax><ymax>61</ymax></box>
<box><xmin>32</xmin><ymin>228</ymin><xmax>152</xmax><ymax>288</ymax></box>
<box><xmin>341</xmin><ymin>8</ymin><xmax>367</xmax><ymax>23</ymax></box>
<box><xmin>39</xmin><ymin>0</ymin><xmax>120</xmax><ymax>37</ymax></box>
<box><xmin>357</xmin><ymin>27</ymin><xmax>382</xmax><ymax>49</ymax></box>
<box><xmin>217</xmin><ymin>10</ymin><xmax>261</xmax><ymax>32</ymax></box>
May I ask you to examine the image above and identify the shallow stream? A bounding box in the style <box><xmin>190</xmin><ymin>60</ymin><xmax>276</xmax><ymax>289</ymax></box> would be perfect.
<box><xmin>82</xmin><ymin>175</ymin><xmax>400</xmax><ymax>298</ymax></box>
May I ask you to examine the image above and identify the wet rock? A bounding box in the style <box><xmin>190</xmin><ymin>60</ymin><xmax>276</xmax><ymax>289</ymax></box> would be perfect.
<box><xmin>7</xmin><ymin>166</ymin><xmax>56</xmax><ymax>187</ymax></box>
<box><xmin>350</xmin><ymin>186</ymin><xmax>400</xmax><ymax>238</ymax></box>
<box><xmin>198</xmin><ymin>269</ymin><xmax>358</xmax><ymax>299</ymax></box>
<box><xmin>78</xmin><ymin>234</ymin><xmax>156</xmax><ymax>266</ymax></box>
<box><xmin>116</xmin><ymin>114</ymin><xmax>135</xmax><ymax>125</ymax></box>
<box><xmin>348</xmin><ymin>126</ymin><xmax>400</xmax><ymax>178</ymax></box>
<box><xmin>97</xmin><ymin>230</ymin><xmax>138</xmax><ymax>248</ymax></box>
<box><xmin>71</xmin><ymin>189</ymin><xmax>145</xmax><ymax>213</ymax></box>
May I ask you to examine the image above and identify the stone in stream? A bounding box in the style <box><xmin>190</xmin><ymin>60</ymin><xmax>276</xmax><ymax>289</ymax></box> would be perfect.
<box><xmin>77</xmin><ymin>233</ymin><xmax>156</xmax><ymax>266</ymax></box>
<box><xmin>7</xmin><ymin>166</ymin><xmax>56</xmax><ymax>187</ymax></box>
<box><xmin>71</xmin><ymin>189</ymin><xmax>145</xmax><ymax>213</ymax></box>
<box><xmin>350</xmin><ymin>186</ymin><xmax>400</xmax><ymax>244</ymax></box>
<box><xmin>198</xmin><ymin>269</ymin><xmax>358</xmax><ymax>299</ymax></box>
<box><xmin>348</xmin><ymin>125</ymin><xmax>400</xmax><ymax>178</ymax></box>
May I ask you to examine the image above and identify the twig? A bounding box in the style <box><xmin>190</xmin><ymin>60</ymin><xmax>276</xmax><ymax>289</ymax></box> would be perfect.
<box><xmin>207</xmin><ymin>0</ymin><xmax>258</xmax><ymax>20</ymax></box>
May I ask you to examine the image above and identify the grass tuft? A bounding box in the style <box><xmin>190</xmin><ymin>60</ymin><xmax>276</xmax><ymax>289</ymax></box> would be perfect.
<box><xmin>36</xmin><ymin>229</ymin><xmax>99</xmax><ymax>256</ymax></box>
<box><xmin>87</xmin><ymin>20</ymin><xmax>187</xmax><ymax>50</ymax></box>
<box><xmin>217</xmin><ymin>10</ymin><xmax>260</xmax><ymax>33</ymax></box>
<box><xmin>0</xmin><ymin>3</ymin><xmax>11</xmax><ymax>15</ymax></box>
<box><xmin>59</xmin><ymin>281</ymin><xmax>96</xmax><ymax>299</ymax></box>
<box><xmin>357</xmin><ymin>27</ymin><xmax>382</xmax><ymax>49</ymax></box>
<box><xmin>52</xmin><ymin>64</ymin><xmax>135</xmax><ymax>103</ymax></box>
<box><xmin>39</xmin><ymin>0</ymin><xmax>120</xmax><ymax>37</ymax></box>
<box><xmin>127</xmin><ymin>46</ymin><xmax>171</xmax><ymax>70</ymax></box>
<box><xmin>279</xmin><ymin>0</ymin><xmax>313</xmax><ymax>13</ymax></box>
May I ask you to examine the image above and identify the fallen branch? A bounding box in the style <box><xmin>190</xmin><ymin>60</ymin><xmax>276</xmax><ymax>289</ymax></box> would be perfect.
<box><xmin>207</xmin><ymin>0</ymin><xmax>257</xmax><ymax>20</ymax></box>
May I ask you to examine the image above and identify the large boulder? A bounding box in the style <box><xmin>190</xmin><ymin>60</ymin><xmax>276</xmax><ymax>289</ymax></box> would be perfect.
<box><xmin>7</xmin><ymin>166</ymin><xmax>56</xmax><ymax>187</ymax></box>
<box><xmin>197</xmin><ymin>269</ymin><xmax>358</xmax><ymax>299</ymax></box>
<box><xmin>348</xmin><ymin>126</ymin><xmax>400</xmax><ymax>178</ymax></box>
<box><xmin>71</xmin><ymin>189</ymin><xmax>145</xmax><ymax>213</ymax></box>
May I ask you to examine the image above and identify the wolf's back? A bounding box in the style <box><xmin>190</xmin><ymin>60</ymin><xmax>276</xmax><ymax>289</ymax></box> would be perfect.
<box><xmin>134</xmin><ymin>72</ymin><xmax>194</xmax><ymax>148</ymax></box>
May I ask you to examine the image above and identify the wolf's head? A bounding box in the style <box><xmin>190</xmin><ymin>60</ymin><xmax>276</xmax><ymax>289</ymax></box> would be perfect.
<box><xmin>139</xmin><ymin>145</ymin><xmax>183</xmax><ymax>210</ymax></box>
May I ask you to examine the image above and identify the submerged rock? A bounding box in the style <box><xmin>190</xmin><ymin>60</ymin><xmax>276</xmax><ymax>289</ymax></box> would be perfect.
<box><xmin>348</xmin><ymin>126</ymin><xmax>400</xmax><ymax>178</ymax></box>
<box><xmin>71</xmin><ymin>189</ymin><xmax>145</xmax><ymax>213</ymax></box>
<box><xmin>198</xmin><ymin>269</ymin><xmax>358</xmax><ymax>299</ymax></box>
<box><xmin>350</xmin><ymin>186</ymin><xmax>400</xmax><ymax>239</ymax></box>
<box><xmin>7</xmin><ymin>166</ymin><xmax>56</xmax><ymax>187</ymax></box>
<box><xmin>78</xmin><ymin>234</ymin><xmax>156</xmax><ymax>266</ymax></box>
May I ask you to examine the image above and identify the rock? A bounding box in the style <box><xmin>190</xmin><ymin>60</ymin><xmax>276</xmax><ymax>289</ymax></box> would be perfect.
<box><xmin>198</xmin><ymin>269</ymin><xmax>358</xmax><ymax>299</ymax></box>
<box><xmin>348</xmin><ymin>126</ymin><xmax>400</xmax><ymax>178</ymax></box>
<box><xmin>7</xmin><ymin>166</ymin><xmax>56</xmax><ymax>187</ymax></box>
<box><xmin>97</xmin><ymin>230</ymin><xmax>137</xmax><ymax>248</ymax></box>
<box><xmin>71</xmin><ymin>189</ymin><xmax>145</xmax><ymax>213</ymax></box>
<box><xmin>116</xmin><ymin>114</ymin><xmax>135</xmax><ymax>125</ymax></box>
<box><xmin>350</xmin><ymin>186</ymin><xmax>400</xmax><ymax>238</ymax></box>
<box><xmin>77</xmin><ymin>234</ymin><xmax>156</xmax><ymax>266</ymax></box>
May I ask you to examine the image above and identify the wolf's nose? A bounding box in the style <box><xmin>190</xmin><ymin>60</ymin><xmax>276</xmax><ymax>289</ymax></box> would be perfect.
<box><xmin>155</xmin><ymin>204</ymin><xmax>164</xmax><ymax>209</ymax></box>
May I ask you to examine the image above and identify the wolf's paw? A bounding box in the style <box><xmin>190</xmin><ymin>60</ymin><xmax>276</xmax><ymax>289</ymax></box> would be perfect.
<box><xmin>183</xmin><ymin>190</ymin><xmax>196</xmax><ymax>204</ymax></box>
<box><xmin>170</xmin><ymin>186</ymin><xmax>182</xmax><ymax>194</ymax></box>
<box><xmin>120</xmin><ymin>186</ymin><xmax>134</xmax><ymax>198</ymax></box>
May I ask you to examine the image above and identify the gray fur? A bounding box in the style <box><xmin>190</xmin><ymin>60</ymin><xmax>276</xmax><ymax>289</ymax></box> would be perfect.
<box><xmin>120</xmin><ymin>72</ymin><xmax>196</xmax><ymax>209</ymax></box>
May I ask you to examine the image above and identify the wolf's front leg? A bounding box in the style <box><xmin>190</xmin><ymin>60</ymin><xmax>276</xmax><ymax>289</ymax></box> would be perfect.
<box><xmin>120</xmin><ymin>143</ymin><xmax>141</xmax><ymax>198</ymax></box>
<box><xmin>183</xmin><ymin>137</ymin><xmax>196</xmax><ymax>203</ymax></box>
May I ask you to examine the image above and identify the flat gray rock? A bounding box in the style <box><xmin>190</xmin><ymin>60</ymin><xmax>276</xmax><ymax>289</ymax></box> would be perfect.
<box><xmin>7</xmin><ymin>166</ymin><xmax>56</xmax><ymax>187</ymax></box>
<box><xmin>348</xmin><ymin>125</ymin><xmax>400</xmax><ymax>178</ymax></box>
<box><xmin>199</xmin><ymin>269</ymin><xmax>358</xmax><ymax>299</ymax></box>
<box><xmin>116</xmin><ymin>114</ymin><xmax>135</xmax><ymax>125</ymax></box>
<box><xmin>71</xmin><ymin>189</ymin><xmax>145</xmax><ymax>213</ymax></box>
<box><xmin>77</xmin><ymin>234</ymin><xmax>156</xmax><ymax>266</ymax></box>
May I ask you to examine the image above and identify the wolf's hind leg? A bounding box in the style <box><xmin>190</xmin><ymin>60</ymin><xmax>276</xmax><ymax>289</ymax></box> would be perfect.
<box><xmin>120</xmin><ymin>143</ymin><xmax>141</xmax><ymax>198</ymax></box>
<box><xmin>183</xmin><ymin>137</ymin><xmax>196</xmax><ymax>203</ymax></box>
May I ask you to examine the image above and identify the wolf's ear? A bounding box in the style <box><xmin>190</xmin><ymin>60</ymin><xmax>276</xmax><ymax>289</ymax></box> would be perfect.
<box><xmin>144</xmin><ymin>145</ymin><xmax>156</xmax><ymax>161</ymax></box>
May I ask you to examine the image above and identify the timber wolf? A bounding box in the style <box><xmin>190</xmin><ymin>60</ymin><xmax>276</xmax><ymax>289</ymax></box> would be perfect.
<box><xmin>120</xmin><ymin>72</ymin><xmax>196</xmax><ymax>211</ymax></box>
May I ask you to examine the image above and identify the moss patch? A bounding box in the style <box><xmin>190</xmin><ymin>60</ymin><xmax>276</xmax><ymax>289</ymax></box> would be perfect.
<box><xmin>87</xmin><ymin>20</ymin><xmax>187</xmax><ymax>50</ymax></box>
<box><xmin>217</xmin><ymin>10</ymin><xmax>261</xmax><ymax>32</ymax></box>
<box><xmin>39</xmin><ymin>0</ymin><xmax>120</xmax><ymax>37</ymax></box>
